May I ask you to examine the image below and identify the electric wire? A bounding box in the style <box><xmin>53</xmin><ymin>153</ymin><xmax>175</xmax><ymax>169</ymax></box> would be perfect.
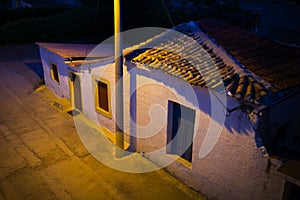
<box><xmin>161</xmin><ymin>0</ymin><xmax>175</xmax><ymax>27</ymax></box>
<box><xmin>93</xmin><ymin>0</ymin><xmax>101</xmax><ymax>30</ymax></box>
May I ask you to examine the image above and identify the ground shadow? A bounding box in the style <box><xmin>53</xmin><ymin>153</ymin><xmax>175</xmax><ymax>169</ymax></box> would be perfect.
<box><xmin>25</xmin><ymin>62</ymin><xmax>44</xmax><ymax>80</ymax></box>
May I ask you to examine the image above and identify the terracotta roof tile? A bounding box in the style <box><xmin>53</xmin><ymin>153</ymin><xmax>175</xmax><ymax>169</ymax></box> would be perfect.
<box><xmin>197</xmin><ymin>17</ymin><xmax>300</xmax><ymax>91</ymax></box>
<box><xmin>37</xmin><ymin>43</ymin><xmax>114</xmax><ymax>67</ymax></box>
<box><xmin>37</xmin><ymin>43</ymin><xmax>98</xmax><ymax>58</ymax></box>
<box><xmin>125</xmin><ymin>25</ymin><xmax>271</xmax><ymax>106</ymax></box>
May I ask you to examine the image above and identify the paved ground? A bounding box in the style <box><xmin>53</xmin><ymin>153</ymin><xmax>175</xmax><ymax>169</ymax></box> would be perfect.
<box><xmin>0</xmin><ymin>44</ymin><xmax>205</xmax><ymax>200</ymax></box>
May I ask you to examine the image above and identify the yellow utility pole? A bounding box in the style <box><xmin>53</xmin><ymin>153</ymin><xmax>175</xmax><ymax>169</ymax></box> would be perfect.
<box><xmin>114</xmin><ymin>0</ymin><xmax>124</xmax><ymax>157</ymax></box>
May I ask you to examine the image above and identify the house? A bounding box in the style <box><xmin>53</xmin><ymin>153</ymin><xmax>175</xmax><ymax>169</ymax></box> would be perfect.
<box><xmin>37</xmin><ymin>42</ymin><xmax>113</xmax><ymax>111</ymax></box>
<box><xmin>38</xmin><ymin>17</ymin><xmax>300</xmax><ymax>200</ymax></box>
<box><xmin>259</xmin><ymin>4</ymin><xmax>300</xmax><ymax>46</ymax></box>
<box><xmin>198</xmin><ymin>17</ymin><xmax>300</xmax><ymax>159</ymax></box>
<box><xmin>238</xmin><ymin>1</ymin><xmax>300</xmax><ymax>46</ymax></box>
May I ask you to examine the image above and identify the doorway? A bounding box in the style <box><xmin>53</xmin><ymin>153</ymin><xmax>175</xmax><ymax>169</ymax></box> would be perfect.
<box><xmin>69</xmin><ymin>72</ymin><xmax>82</xmax><ymax>112</ymax></box>
<box><xmin>167</xmin><ymin>101</ymin><xmax>195</xmax><ymax>162</ymax></box>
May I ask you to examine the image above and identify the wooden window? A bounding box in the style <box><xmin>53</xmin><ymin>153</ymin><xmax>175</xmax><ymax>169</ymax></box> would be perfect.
<box><xmin>95</xmin><ymin>79</ymin><xmax>111</xmax><ymax>118</ymax></box>
<box><xmin>98</xmin><ymin>81</ymin><xmax>109</xmax><ymax>112</ymax></box>
<box><xmin>50</xmin><ymin>64</ymin><xmax>59</xmax><ymax>83</ymax></box>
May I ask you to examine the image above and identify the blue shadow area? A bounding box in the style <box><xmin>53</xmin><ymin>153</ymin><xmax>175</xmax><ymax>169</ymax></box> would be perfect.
<box><xmin>25</xmin><ymin>62</ymin><xmax>44</xmax><ymax>80</ymax></box>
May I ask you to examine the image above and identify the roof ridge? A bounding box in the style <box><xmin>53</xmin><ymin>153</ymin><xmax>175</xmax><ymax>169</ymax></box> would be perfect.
<box><xmin>124</xmin><ymin>22</ymin><xmax>274</xmax><ymax>107</ymax></box>
<box><xmin>197</xmin><ymin>17</ymin><xmax>300</xmax><ymax>92</ymax></box>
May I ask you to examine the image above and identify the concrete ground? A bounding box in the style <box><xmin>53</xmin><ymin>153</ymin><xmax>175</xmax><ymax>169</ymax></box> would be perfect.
<box><xmin>0</xmin><ymin>44</ymin><xmax>206</xmax><ymax>200</ymax></box>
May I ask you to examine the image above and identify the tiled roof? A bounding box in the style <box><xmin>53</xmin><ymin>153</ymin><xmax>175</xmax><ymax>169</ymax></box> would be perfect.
<box><xmin>196</xmin><ymin>17</ymin><xmax>300</xmax><ymax>91</ymax></box>
<box><xmin>125</xmin><ymin>24</ymin><xmax>272</xmax><ymax>106</ymax></box>
<box><xmin>37</xmin><ymin>43</ymin><xmax>114</xmax><ymax>67</ymax></box>
<box><xmin>37</xmin><ymin>43</ymin><xmax>98</xmax><ymax>58</ymax></box>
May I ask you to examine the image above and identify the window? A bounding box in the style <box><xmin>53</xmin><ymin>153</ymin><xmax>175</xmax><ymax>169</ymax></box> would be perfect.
<box><xmin>98</xmin><ymin>81</ymin><xmax>109</xmax><ymax>111</ymax></box>
<box><xmin>282</xmin><ymin>181</ymin><xmax>300</xmax><ymax>200</ymax></box>
<box><xmin>50</xmin><ymin>63</ymin><xmax>59</xmax><ymax>83</ymax></box>
<box><xmin>95</xmin><ymin>79</ymin><xmax>111</xmax><ymax>118</ymax></box>
<box><xmin>167</xmin><ymin>101</ymin><xmax>195</xmax><ymax>163</ymax></box>
<box><xmin>274</xmin><ymin>120</ymin><xmax>300</xmax><ymax>159</ymax></box>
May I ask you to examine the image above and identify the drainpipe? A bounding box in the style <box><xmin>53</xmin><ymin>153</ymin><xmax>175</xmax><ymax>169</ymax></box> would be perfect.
<box><xmin>114</xmin><ymin>0</ymin><xmax>124</xmax><ymax>157</ymax></box>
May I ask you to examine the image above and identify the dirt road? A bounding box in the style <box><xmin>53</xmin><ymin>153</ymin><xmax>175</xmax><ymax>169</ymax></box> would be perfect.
<box><xmin>0</xmin><ymin>44</ymin><xmax>205</xmax><ymax>200</ymax></box>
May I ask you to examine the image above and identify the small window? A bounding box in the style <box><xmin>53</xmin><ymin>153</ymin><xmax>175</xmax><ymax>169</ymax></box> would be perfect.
<box><xmin>95</xmin><ymin>79</ymin><xmax>111</xmax><ymax>118</ymax></box>
<box><xmin>98</xmin><ymin>81</ymin><xmax>109</xmax><ymax>111</ymax></box>
<box><xmin>50</xmin><ymin>64</ymin><xmax>59</xmax><ymax>83</ymax></box>
<box><xmin>282</xmin><ymin>181</ymin><xmax>300</xmax><ymax>200</ymax></box>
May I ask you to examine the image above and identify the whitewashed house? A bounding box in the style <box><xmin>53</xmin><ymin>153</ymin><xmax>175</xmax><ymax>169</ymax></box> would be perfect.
<box><xmin>38</xmin><ymin>18</ymin><xmax>300</xmax><ymax>200</ymax></box>
<box><xmin>37</xmin><ymin>42</ymin><xmax>113</xmax><ymax>111</ymax></box>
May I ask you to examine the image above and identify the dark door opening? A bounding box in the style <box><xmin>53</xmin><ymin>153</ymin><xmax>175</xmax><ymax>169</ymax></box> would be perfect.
<box><xmin>70</xmin><ymin>73</ymin><xmax>82</xmax><ymax>111</ymax></box>
<box><xmin>167</xmin><ymin>101</ymin><xmax>195</xmax><ymax>162</ymax></box>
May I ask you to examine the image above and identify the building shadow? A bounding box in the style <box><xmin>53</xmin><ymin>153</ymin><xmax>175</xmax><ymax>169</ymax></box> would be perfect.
<box><xmin>25</xmin><ymin>62</ymin><xmax>44</xmax><ymax>80</ymax></box>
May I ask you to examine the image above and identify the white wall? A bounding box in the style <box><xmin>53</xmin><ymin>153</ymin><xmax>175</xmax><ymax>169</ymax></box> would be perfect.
<box><xmin>125</xmin><ymin>64</ymin><xmax>285</xmax><ymax>200</ymax></box>
<box><xmin>80</xmin><ymin>63</ymin><xmax>116</xmax><ymax>134</ymax></box>
<box><xmin>39</xmin><ymin>46</ymin><xmax>70</xmax><ymax>99</ymax></box>
<box><xmin>68</xmin><ymin>60</ymin><xmax>286</xmax><ymax>199</ymax></box>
